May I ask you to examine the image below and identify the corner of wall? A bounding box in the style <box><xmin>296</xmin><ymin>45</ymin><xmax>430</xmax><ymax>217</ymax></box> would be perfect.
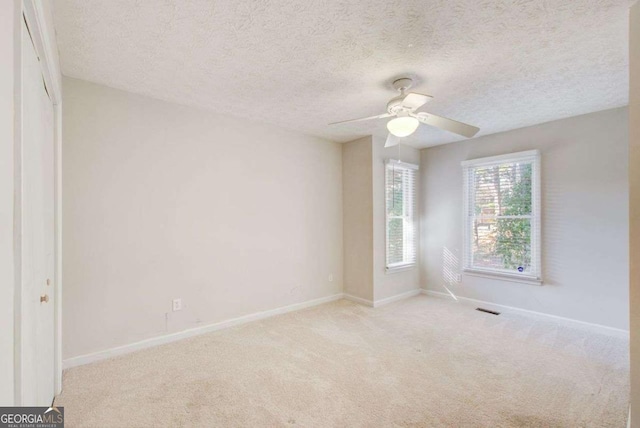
<box><xmin>341</xmin><ymin>136</ymin><xmax>374</xmax><ymax>301</ymax></box>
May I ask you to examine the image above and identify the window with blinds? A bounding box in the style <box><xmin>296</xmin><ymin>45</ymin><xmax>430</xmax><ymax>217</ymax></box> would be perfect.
<box><xmin>462</xmin><ymin>150</ymin><xmax>541</xmax><ymax>281</ymax></box>
<box><xmin>385</xmin><ymin>160</ymin><xmax>418</xmax><ymax>271</ymax></box>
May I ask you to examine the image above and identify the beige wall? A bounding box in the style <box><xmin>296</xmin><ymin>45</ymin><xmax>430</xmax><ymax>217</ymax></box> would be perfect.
<box><xmin>421</xmin><ymin>107</ymin><xmax>629</xmax><ymax>330</ymax></box>
<box><xmin>0</xmin><ymin>0</ymin><xmax>17</xmax><ymax>406</ymax></box>
<box><xmin>630</xmin><ymin>1</ymin><xmax>640</xmax><ymax>423</ymax></box>
<box><xmin>371</xmin><ymin>137</ymin><xmax>420</xmax><ymax>301</ymax></box>
<box><xmin>342</xmin><ymin>137</ymin><xmax>374</xmax><ymax>301</ymax></box>
<box><xmin>62</xmin><ymin>78</ymin><xmax>343</xmax><ymax>359</ymax></box>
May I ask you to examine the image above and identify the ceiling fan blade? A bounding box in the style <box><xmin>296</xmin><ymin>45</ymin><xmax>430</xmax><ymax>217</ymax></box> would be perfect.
<box><xmin>402</xmin><ymin>93</ymin><xmax>433</xmax><ymax>110</ymax></box>
<box><xmin>384</xmin><ymin>133</ymin><xmax>401</xmax><ymax>148</ymax></box>
<box><xmin>329</xmin><ymin>113</ymin><xmax>391</xmax><ymax>125</ymax></box>
<box><xmin>414</xmin><ymin>112</ymin><xmax>479</xmax><ymax>138</ymax></box>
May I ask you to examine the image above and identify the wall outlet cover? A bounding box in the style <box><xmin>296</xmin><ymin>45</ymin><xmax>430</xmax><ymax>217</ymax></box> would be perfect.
<box><xmin>172</xmin><ymin>298</ymin><xmax>182</xmax><ymax>312</ymax></box>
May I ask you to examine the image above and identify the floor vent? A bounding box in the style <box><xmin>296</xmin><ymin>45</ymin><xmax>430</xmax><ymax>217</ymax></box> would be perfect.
<box><xmin>476</xmin><ymin>307</ymin><xmax>500</xmax><ymax>315</ymax></box>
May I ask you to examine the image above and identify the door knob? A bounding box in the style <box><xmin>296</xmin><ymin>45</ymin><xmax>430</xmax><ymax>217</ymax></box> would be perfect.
<box><xmin>40</xmin><ymin>294</ymin><xmax>49</xmax><ymax>303</ymax></box>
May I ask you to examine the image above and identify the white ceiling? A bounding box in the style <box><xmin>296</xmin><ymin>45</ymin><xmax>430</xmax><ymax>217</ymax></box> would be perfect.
<box><xmin>53</xmin><ymin>0</ymin><xmax>632</xmax><ymax>148</ymax></box>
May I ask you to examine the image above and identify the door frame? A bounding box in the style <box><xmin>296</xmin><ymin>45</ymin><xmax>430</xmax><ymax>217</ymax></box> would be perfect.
<box><xmin>15</xmin><ymin>0</ymin><xmax>63</xmax><ymax>402</ymax></box>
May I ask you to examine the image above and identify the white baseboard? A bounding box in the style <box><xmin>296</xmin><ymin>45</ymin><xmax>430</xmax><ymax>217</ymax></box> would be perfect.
<box><xmin>373</xmin><ymin>289</ymin><xmax>422</xmax><ymax>308</ymax></box>
<box><xmin>63</xmin><ymin>293</ymin><xmax>344</xmax><ymax>369</ymax></box>
<box><xmin>344</xmin><ymin>289</ymin><xmax>422</xmax><ymax>308</ymax></box>
<box><xmin>343</xmin><ymin>293</ymin><xmax>374</xmax><ymax>307</ymax></box>
<box><xmin>70</xmin><ymin>288</ymin><xmax>623</xmax><ymax>369</ymax></box>
<box><xmin>422</xmin><ymin>289</ymin><xmax>629</xmax><ymax>338</ymax></box>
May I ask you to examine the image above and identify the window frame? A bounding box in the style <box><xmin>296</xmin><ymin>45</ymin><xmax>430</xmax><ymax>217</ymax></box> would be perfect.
<box><xmin>385</xmin><ymin>159</ymin><xmax>419</xmax><ymax>273</ymax></box>
<box><xmin>461</xmin><ymin>150</ymin><xmax>542</xmax><ymax>284</ymax></box>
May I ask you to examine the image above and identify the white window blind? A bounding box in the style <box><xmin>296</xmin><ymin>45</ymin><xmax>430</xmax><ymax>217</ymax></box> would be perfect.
<box><xmin>385</xmin><ymin>160</ymin><xmax>418</xmax><ymax>271</ymax></box>
<box><xmin>462</xmin><ymin>150</ymin><xmax>541</xmax><ymax>281</ymax></box>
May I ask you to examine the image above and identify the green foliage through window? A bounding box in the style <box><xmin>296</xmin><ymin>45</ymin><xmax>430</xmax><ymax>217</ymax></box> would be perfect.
<box><xmin>470</xmin><ymin>162</ymin><xmax>533</xmax><ymax>274</ymax></box>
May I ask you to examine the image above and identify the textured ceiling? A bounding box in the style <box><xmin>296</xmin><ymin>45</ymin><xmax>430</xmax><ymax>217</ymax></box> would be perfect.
<box><xmin>53</xmin><ymin>0</ymin><xmax>632</xmax><ymax>148</ymax></box>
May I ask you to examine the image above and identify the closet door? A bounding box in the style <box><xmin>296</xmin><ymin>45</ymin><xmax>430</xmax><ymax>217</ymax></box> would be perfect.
<box><xmin>21</xmin><ymin>16</ymin><xmax>55</xmax><ymax>406</ymax></box>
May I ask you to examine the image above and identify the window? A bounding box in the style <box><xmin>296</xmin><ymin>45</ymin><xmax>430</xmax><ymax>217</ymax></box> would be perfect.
<box><xmin>385</xmin><ymin>160</ymin><xmax>418</xmax><ymax>271</ymax></box>
<box><xmin>462</xmin><ymin>150</ymin><xmax>541</xmax><ymax>282</ymax></box>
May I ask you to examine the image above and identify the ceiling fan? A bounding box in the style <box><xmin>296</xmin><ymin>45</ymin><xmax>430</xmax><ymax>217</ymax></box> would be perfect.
<box><xmin>329</xmin><ymin>77</ymin><xmax>480</xmax><ymax>147</ymax></box>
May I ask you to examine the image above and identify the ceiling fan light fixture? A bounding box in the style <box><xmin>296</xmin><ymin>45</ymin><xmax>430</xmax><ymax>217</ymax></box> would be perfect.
<box><xmin>387</xmin><ymin>116</ymin><xmax>419</xmax><ymax>137</ymax></box>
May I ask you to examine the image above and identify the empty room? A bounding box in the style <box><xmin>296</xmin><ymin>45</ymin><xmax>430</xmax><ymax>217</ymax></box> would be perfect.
<box><xmin>3</xmin><ymin>0</ymin><xmax>640</xmax><ymax>427</ymax></box>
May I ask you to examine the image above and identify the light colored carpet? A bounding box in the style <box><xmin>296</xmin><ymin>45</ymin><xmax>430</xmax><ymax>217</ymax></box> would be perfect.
<box><xmin>55</xmin><ymin>296</ymin><xmax>629</xmax><ymax>427</ymax></box>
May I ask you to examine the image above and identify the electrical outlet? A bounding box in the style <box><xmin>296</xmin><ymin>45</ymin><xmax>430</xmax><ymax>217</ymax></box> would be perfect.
<box><xmin>456</xmin><ymin>274</ymin><xmax>462</xmax><ymax>283</ymax></box>
<box><xmin>172</xmin><ymin>298</ymin><xmax>182</xmax><ymax>312</ymax></box>
<box><xmin>328</xmin><ymin>274</ymin><xmax>334</xmax><ymax>282</ymax></box>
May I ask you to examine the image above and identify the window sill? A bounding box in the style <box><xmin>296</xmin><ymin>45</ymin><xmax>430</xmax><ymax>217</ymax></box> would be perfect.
<box><xmin>463</xmin><ymin>268</ymin><xmax>542</xmax><ymax>285</ymax></box>
<box><xmin>385</xmin><ymin>264</ymin><xmax>416</xmax><ymax>275</ymax></box>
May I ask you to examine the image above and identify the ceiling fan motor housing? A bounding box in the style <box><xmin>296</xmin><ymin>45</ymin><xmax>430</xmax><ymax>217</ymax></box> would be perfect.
<box><xmin>387</xmin><ymin>77</ymin><xmax>415</xmax><ymax>115</ymax></box>
<box><xmin>387</xmin><ymin>98</ymin><xmax>407</xmax><ymax>114</ymax></box>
